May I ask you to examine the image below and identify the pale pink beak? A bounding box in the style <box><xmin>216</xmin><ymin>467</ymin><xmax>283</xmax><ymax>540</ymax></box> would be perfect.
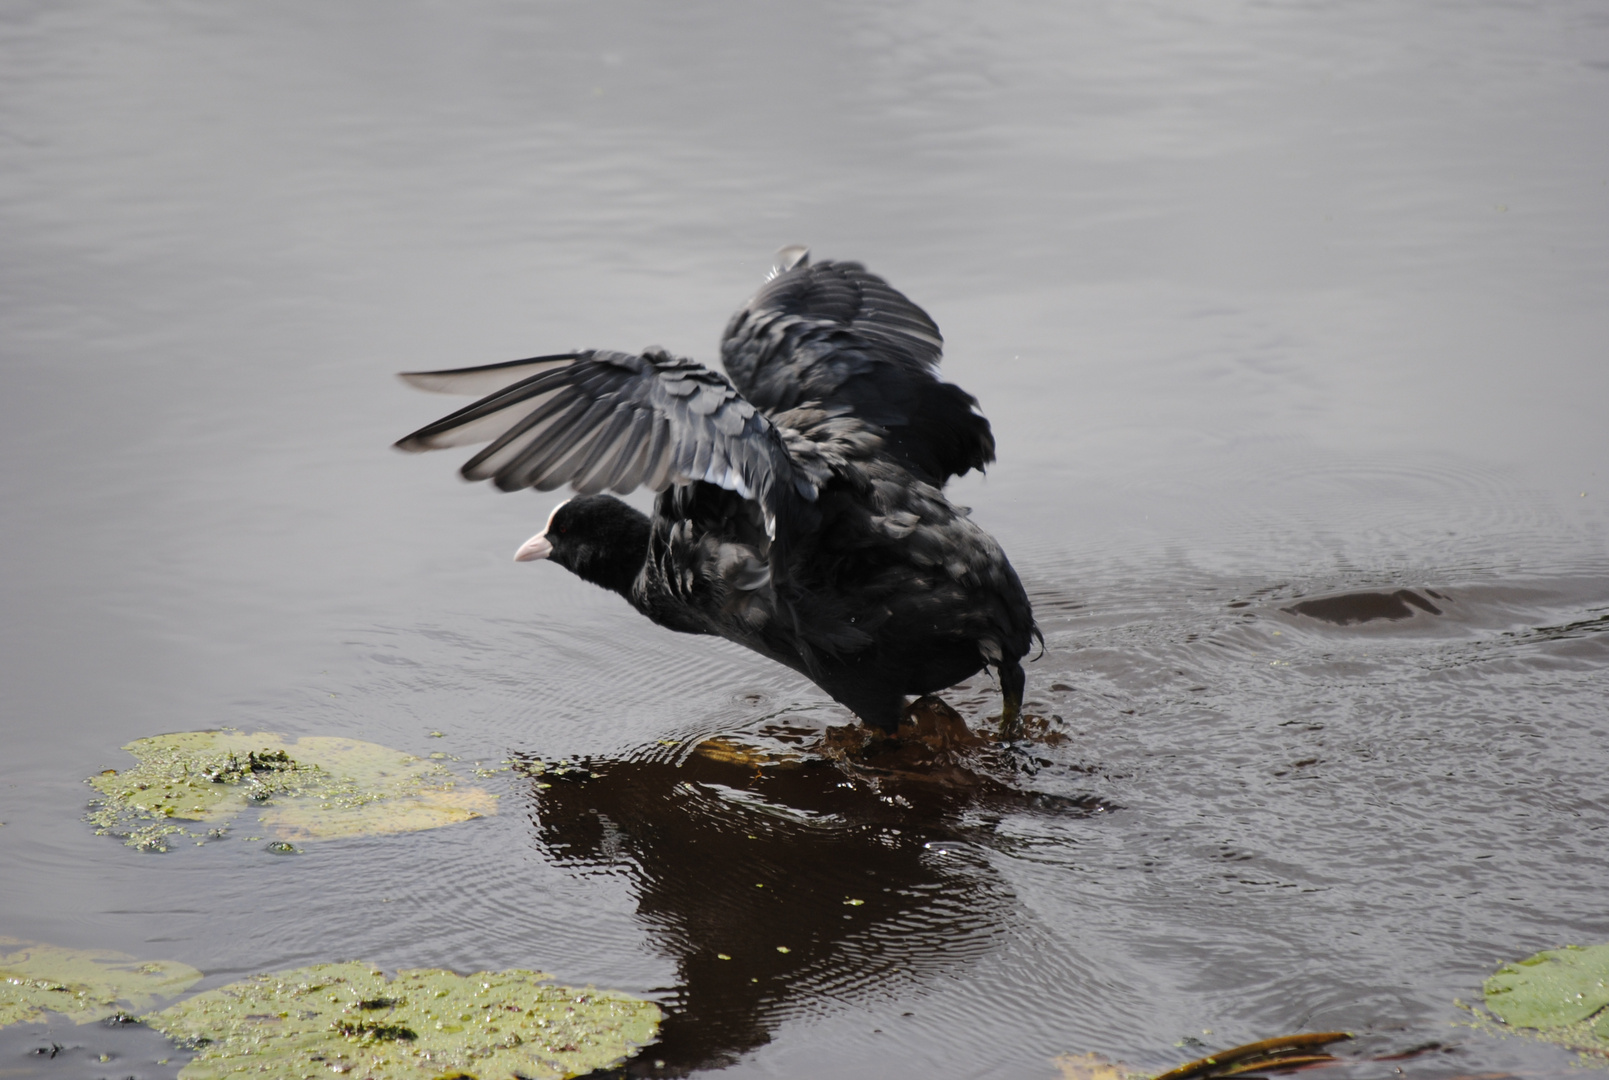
<box><xmin>513</xmin><ymin>532</ymin><xmax>553</xmax><ymax>562</ymax></box>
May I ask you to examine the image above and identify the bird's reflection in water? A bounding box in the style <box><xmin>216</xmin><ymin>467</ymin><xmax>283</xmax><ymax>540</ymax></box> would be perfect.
<box><xmin>526</xmin><ymin>699</ymin><xmax>1102</xmax><ymax>1075</ymax></box>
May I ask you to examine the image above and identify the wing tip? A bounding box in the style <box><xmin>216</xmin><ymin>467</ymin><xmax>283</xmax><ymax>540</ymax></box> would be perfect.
<box><xmin>768</xmin><ymin>245</ymin><xmax>810</xmax><ymax>280</ymax></box>
<box><xmin>395</xmin><ymin>354</ymin><xmax>583</xmax><ymax>395</ymax></box>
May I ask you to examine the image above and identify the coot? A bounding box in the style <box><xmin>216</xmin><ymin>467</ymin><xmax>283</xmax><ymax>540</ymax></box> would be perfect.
<box><xmin>395</xmin><ymin>248</ymin><xmax>1038</xmax><ymax>734</ymax></box>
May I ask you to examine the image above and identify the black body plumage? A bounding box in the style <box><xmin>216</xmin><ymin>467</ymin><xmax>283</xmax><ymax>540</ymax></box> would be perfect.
<box><xmin>395</xmin><ymin>250</ymin><xmax>1038</xmax><ymax>733</ymax></box>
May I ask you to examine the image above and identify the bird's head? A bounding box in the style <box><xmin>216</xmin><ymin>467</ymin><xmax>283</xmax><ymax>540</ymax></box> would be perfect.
<box><xmin>514</xmin><ymin>494</ymin><xmax>651</xmax><ymax>596</ymax></box>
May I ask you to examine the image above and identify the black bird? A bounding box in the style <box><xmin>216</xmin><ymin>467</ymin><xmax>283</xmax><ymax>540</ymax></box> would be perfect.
<box><xmin>395</xmin><ymin>248</ymin><xmax>1038</xmax><ymax>734</ymax></box>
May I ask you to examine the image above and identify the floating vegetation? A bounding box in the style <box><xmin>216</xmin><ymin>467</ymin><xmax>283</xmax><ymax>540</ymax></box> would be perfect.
<box><xmin>1053</xmin><ymin>1053</ymin><xmax>1131</xmax><ymax>1080</ymax></box>
<box><xmin>510</xmin><ymin>757</ymin><xmax>597</xmax><ymax>783</ymax></box>
<box><xmin>1054</xmin><ymin>1033</ymin><xmax>1352</xmax><ymax>1080</ymax></box>
<box><xmin>2</xmin><ymin>945</ymin><xmax>659</xmax><ymax>1078</ymax></box>
<box><xmin>0</xmin><ymin>938</ymin><xmax>199</xmax><ymax>1026</ymax></box>
<box><xmin>144</xmin><ymin>961</ymin><xmax>660</xmax><ymax>1080</ymax></box>
<box><xmin>1475</xmin><ymin>944</ymin><xmax>1609</xmax><ymax>1063</ymax></box>
<box><xmin>1150</xmin><ymin>1032</ymin><xmax>1351</xmax><ymax>1078</ymax></box>
<box><xmin>86</xmin><ymin>731</ymin><xmax>498</xmax><ymax>851</ymax></box>
<box><xmin>692</xmin><ymin>737</ymin><xmax>802</xmax><ymax>770</ymax></box>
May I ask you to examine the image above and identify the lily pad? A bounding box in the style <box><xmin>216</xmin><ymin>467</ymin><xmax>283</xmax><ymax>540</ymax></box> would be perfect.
<box><xmin>143</xmin><ymin>961</ymin><xmax>661</xmax><ymax>1080</ymax></box>
<box><xmin>87</xmin><ymin>731</ymin><xmax>498</xmax><ymax>851</ymax></box>
<box><xmin>1483</xmin><ymin>944</ymin><xmax>1609</xmax><ymax>1052</ymax></box>
<box><xmin>0</xmin><ymin>938</ymin><xmax>200</xmax><ymax>1026</ymax></box>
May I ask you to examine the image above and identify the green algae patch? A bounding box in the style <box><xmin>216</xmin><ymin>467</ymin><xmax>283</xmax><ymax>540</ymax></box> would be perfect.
<box><xmin>144</xmin><ymin>961</ymin><xmax>660</xmax><ymax>1079</ymax></box>
<box><xmin>1479</xmin><ymin>944</ymin><xmax>1609</xmax><ymax>1059</ymax></box>
<box><xmin>0</xmin><ymin>938</ymin><xmax>200</xmax><ymax>1026</ymax></box>
<box><xmin>87</xmin><ymin>731</ymin><xmax>498</xmax><ymax>851</ymax></box>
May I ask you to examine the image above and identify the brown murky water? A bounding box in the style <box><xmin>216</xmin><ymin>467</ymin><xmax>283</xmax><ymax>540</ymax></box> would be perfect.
<box><xmin>2</xmin><ymin>2</ymin><xmax>1607</xmax><ymax>1077</ymax></box>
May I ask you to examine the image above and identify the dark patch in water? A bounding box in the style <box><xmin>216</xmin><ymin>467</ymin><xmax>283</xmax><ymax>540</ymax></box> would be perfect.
<box><xmin>1519</xmin><ymin>612</ymin><xmax>1609</xmax><ymax>642</ymax></box>
<box><xmin>1282</xmin><ymin>589</ymin><xmax>1444</xmax><ymax>624</ymax></box>
<box><xmin>0</xmin><ymin>1014</ymin><xmax>190</xmax><ymax>1078</ymax></box>
<box><xmin>527</xmin><ymin>705</ymin><xmax>1102</xmax><ymax>1076</ymax></box>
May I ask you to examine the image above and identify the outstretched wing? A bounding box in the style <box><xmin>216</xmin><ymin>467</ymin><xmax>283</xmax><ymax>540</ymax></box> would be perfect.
<box><xmin>394</xmin><ymin>349</ymin><xmax>813</xmax><ymax>528</ymax></box>
<box><xmin>720</xmin><ymin>251</ymin><xmax>995</xmax><ymax>486</ymax></box>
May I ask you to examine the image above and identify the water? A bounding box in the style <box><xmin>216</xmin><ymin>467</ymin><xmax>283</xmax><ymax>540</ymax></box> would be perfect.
<box><xmin>2</xmin><ymin>1</ymin><xmax>1607</xmax><ymax>1076</ymax></box>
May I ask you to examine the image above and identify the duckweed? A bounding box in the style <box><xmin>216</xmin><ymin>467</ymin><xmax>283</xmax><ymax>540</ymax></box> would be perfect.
<box><xmin>86</xmin><ymin>731</ymin><xmax>498</xmax><ymax>851</ymax></box>
<box><xmin>0</xmin><ymin>938</ymin><xmax>199</xmax><ymax>1026</ymax></box>
<box><xmin>145</xmin><ymin>961</ymin><xmax>660</xmax><ymax>1079</ymax></box>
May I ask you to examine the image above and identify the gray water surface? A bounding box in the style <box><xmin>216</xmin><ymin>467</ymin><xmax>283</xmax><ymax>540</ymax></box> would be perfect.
<box><xmin>3</xmin><ymin>2</ymin><xmax>1608</xmax><ymax>1077</ymax></box>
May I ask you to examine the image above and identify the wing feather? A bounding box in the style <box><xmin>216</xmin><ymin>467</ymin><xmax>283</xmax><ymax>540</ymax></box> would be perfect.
<box><xmin>398</xmin><ymin>354</ymin><xmax>580</xmax><ymax>396</ymax></box>
<box><xmin>394</xmin><ymin>349</ymin><xmax>809</xmax><ymax>523</ymax></box>
<box><xmin>641</xmin><ymin>416</ymin><xmax>676</xmax><ymax>491</ymax></box>
<box><xmin>551</xmin><ymin>401</ymin><xmax>638</xmax><ymax>494</ymax></box>
<box><xmin>500</xmin><ymin>395</ymin><xmax>618</xmax><ymax>492</ymax></box>
<box><xmin>720</xmin><ymin>253</ymin><xmax>993</xmax><ymax>485</ymax></box>
<box><xmin>402</xmin><ymin>388</ymin><xmax>560</xmax><ymax>449</ymax></box>
<box><xmin>597</xmin><ymin>407</ymin><xmax>653</xmax><ymax>493</ymax></box>
<box><xmin>457</xmin><ymin>385</ymin><xmax>585</xmax><ymax>480</ymax></box>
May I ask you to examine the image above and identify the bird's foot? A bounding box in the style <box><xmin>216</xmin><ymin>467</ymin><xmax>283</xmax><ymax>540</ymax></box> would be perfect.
<box><xmin>997</xmin><ymin>695</ymin><xmax>1024</xmax><ymax>741</ymax></box>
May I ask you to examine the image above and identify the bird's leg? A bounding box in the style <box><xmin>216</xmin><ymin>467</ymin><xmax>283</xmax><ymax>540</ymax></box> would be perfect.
<box><xmin>998</xmin><ymin>660</ymin><xmax>1026</xmax><ymax>740</ymax></box>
